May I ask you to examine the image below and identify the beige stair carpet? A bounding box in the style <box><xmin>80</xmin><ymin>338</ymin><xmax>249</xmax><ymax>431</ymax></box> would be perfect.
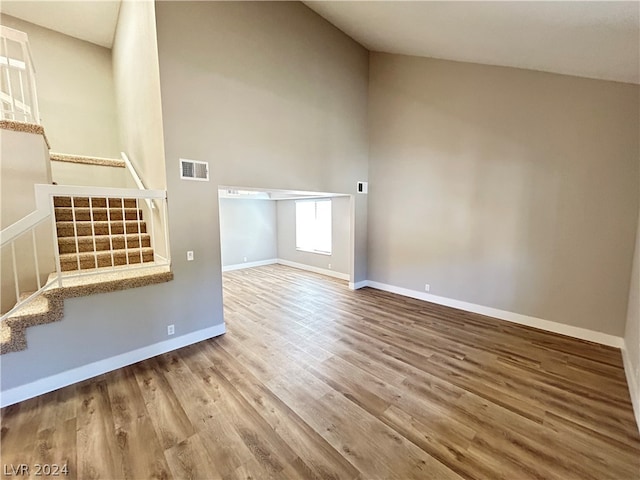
<box><xmin>0</xmin><ymin>194</ymin><xmax>168</xmax><ymax>354</ymax></box>
<box><xmin>0</xmin><ymin>266</ymin><xmax>173</xmax><ymax>355</ymax></box>
<box><xmin>54</xmin><ymin>195</ymin><xmax>154</xmax><ymax>273</ymax></box>
<box><xmin>49</xmin><ymin>152</ymin><xmax>125</xmax><ymax>168</ymax></box>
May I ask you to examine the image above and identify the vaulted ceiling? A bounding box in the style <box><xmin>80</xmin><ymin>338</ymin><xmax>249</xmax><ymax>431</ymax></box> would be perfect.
<box><xmin>2</xmin><ymin>1</ymin><xmax>638</xmax><ymax>84</ymax></box>
<box><xmin>304</xmin><ymin>1</ymin><xmax>640</xmax><ymax>84</ymax></box>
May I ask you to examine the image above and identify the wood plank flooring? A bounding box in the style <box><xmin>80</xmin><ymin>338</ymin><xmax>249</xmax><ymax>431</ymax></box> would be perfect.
<box><xmin>1</xmin><ymin>264</ymin><xmax>639</xmax><ymax>479</ymax></box>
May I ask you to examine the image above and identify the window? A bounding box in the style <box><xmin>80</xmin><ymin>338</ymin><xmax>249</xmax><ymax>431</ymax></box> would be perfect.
<box><xmin>296</xmin><ymin>200</ymin><xmax>332</xmax><ymax>255</ymax></box>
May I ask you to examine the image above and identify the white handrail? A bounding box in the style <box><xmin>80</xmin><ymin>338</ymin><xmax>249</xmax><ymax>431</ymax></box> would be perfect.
<box><xmin>121</xmin><ymin>152</ymin><xmax>155</xmax><ymax>209</ymax></box>
<box><xmin>121</xmin><ymin>152</ymin><xmax>145</xmax><ymax>190</ymax></box>
<box><xmin>36</xmin><ymin>184</ymin><xmax>167</xmax><ymax>199</ymax></box>
<box><xmin>1</xmin><ymin>211</ymin><xmax>56</xmax><ymax>321</ymax></box>
<box><xmin>0</xmin><ymin>210</ymin><xmax>49</xmax><ymax>245</ymax></box>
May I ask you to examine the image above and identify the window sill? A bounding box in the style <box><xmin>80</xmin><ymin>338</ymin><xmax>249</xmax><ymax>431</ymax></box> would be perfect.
<box><xmin>296</xmin><ymin>248</ymin><xmax>331</xmax><ymax>256</ymax></box>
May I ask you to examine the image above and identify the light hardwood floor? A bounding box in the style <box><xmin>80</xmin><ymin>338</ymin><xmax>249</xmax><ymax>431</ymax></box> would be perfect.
<box><xmin>1</xmin><ymin>264</ymin><xmax>639</xmax><ymax>479</ymax></box>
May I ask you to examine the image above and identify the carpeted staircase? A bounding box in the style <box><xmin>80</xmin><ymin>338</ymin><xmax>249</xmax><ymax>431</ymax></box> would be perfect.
<box><xmin>54</xmin><ymin>196</ymin><xmax>155</xmax><ymax>271</ymax></box>
<box><xmin>0</xmin><ymin>266</ymin><xmax>173</xmax><ymax>354</ymax></box>
<box><xmin>1</xmin><ymin>194</ymin><xmax>170</xmax><ymax>355</ymax></box>
<box><xmin>1</xmin><ymin>117</ymin><xmax>173</xmax><ymax>356</ymax></box>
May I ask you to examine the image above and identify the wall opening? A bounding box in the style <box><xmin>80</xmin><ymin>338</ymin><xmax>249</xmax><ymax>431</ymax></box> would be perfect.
<box><xmin>216</xmin><ymin>185</ymin><xmax>355</xmax><ymax>296</ymax></box>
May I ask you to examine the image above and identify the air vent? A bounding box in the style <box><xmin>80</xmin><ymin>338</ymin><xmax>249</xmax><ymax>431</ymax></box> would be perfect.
<box><xmin>180</xmin><ymin>159</ymin><xmax>209</xmax><ymax>181</ymax></box>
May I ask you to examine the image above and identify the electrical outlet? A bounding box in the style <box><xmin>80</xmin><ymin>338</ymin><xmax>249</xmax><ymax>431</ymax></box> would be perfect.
<box><xmin>187</xmin><ymin>251</ymin><xmax>194</xmax><ymax>261</ymax></box>
<box><xmin>425</xmin><ymin>284</ymin><xmax>430</xmax><ymax>292</ymax></box>
<box><xmin>243</xmin><ymin>257</ymin><xmax>247</xmax><ymax>262</ymax></box>
<box><xmin>328</xmin><ymin>263</ymin><xmax>332</xmax><ymax>270</ymax></box>
<box><xmin>167</xmin><ymin>324</ymin><xmax>175</xmax><ymax>335</ymax></box>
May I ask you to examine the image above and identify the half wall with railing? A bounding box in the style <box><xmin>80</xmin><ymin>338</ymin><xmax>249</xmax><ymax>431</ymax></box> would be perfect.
<box><xmin>1</xmin><ymin>184</ymin><xmax>170</xmax><ymax>320</ymax></box>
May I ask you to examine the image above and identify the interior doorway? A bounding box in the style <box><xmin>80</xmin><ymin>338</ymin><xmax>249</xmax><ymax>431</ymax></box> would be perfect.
<box><xmin>217</xmin><ymin>186</ymin><xmax>355</xmax><ymax>284</ymax></box>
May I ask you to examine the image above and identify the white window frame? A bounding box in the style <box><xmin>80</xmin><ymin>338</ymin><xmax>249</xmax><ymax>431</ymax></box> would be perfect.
<box><xmin>295</xmin><ymin>199</ymin><xmax>332</xmax><ymax>255</ymax></box>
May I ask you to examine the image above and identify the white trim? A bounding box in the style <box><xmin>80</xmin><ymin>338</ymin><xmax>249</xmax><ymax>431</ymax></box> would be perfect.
<box><xmin>35</xmin><ymin>183</ymin><xmax>166</xmax><ymax>200</ymax></box>
<box><xmin>295</xmin><ymin>248</ymin><xmax>331</xmax><ymax>256</ymax></box>
<box><xmin>0</xmin><ymin>25</ymin><xmax>29</xmax><ymax>44</ymax></box>
<box><xmin>277</xmin><ymin>259</ymin><xmax>350</xmax><ymax>281</ymax></box>
<box><xmin>622</xmin><ymin>343</ymin><xmax>640</xmax><ymax>433</ymax></box>
<box><xmin>0</xmin><ymin>324</ymin><xmax>226</xmax><ymax>408</ymax></box>
<box><xmin>366</xmin><ymin>280</ymin><xmax>624</xmax><ymax>348</ymax></box>
<box><xmin>349</xmin><ymin>280</ymin><xmax>369</xmax><ymax>290</ymax></box>
<box><xmin>222</xmin><ymin>259</ymin><xmax>278</xmax><ymax>272</ymax></box>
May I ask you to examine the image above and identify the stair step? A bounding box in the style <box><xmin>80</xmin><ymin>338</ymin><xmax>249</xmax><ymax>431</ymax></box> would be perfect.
<box><xmin>56</xmin><ymin>220</ymin><xmax>147</xmax><ymax>237</ymax></box>
<box><xmin>54</xmin><ymin>207</ymin><xmax>143</xmax><ymax>222</ymax></box>
<box><xmin>1</xmin><ymin>265</ymin><xmax>173</xmax><ymax>355</ymax></box>
<box><xmin>53</xmin><ymin>196</ymin><xmax>137</xmax><ymax>208</ymax></box>
<box><xmin>0</xmin><ymin>293</ymin><xmax>63</xmax><ymax>354</ymax></box>
<box><xmin>45</xmin><ymin>265</ymin><xmax>172</xmax><ymax>293</ymax></box>
<box><xmin>0</xmin><ymin>322</ymin><xmax>22</xmax><ymax>354</ymax></box>
<box><xmin>10</xmin><ymin>293</ymin><xmax>50</xmax><ymax>319</ymax></box>
<box><xmin>1</xmin><ymin>323</ymin><xmax>13</xmax><ymax>345</ymax></box>
<box><xmin>59</xmin><ymin>248</ymin><xmax>154</xmax><ymax>271</ymax></box>
<box><xmin>57</xmin><ymin>234</ymin><xmax>152</xmax><ymax>254</ymax></box>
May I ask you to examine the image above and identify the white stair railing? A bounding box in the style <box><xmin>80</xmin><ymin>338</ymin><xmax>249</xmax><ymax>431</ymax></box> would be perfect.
<box><xmin>0</xmin><ymin>25</ymin><xmax>40</xmax><ymax>124</ymax></box>
<box><xmin>0</xmin><ymin>210</ymin><xmax>57</xmax><ymax>320</ymax></box>
<box><xmin>1</xmin><ymin>184</ymin><xmax>171</xmax><ymax>321</ymax></box>
<box><xmin>122</xmin><ymin>152</ymin><xmax>155</xmax><ymax>210</ymax></box>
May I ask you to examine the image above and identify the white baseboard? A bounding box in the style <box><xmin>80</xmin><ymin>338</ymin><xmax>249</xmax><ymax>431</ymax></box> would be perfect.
<box><xmin>365</xmin><ymin>280</ymin><xmax>624</xmax><ymax>348</ymax></box>
<box><xmin>277</xmin><ymin>259</ymin><xmax>350</xmax><ymax>281</ymax></box>
<box><xmin>0</xmin><ymin>324</ymin><xmax>226</xmax><ymax>408</ymax></box>
<box><xmin>349</xmin><ymin>280</ymin><xmax>368</xmax><ymax>290</ymax></box>
<box><xmin>222</xmin><ymin>259</ymin><xmax>278</xmax><ymax>272</ymax></box>
<box><xmin>622</xmin><ymin>343</ymin><xmax>640</xmax><ymax>433</ymax></box>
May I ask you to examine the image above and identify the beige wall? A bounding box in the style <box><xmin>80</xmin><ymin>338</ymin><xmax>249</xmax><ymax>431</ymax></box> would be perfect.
<box><xmin>368</xmin><ymin>52</ymin><xmax>639</xmax><ymax>336</ymax></box>
<box><xmin>0</xmin><ymin>1</ymin><xmax>369</xmax><ymax>391</ymax></box>
<box><xmin>50</xmin><ymin>162</ymin><xmax>129</xmax><ymax>188</ymax></box>
<box><xmin>112</xmin><ymin>0</ymin><xmax>167</xmax><ymax>190</ymax></box>
<box><xmin>0</xmin><ymin>15</ymin><xmax>120</xmax><ymax>158</ymax></box>
<box><xmin>277</xmin><ymin>197</ymin><xmax>351</xmax><ymax>275</ymax></box>
<box><xmin>625</xmin><ymin>207</ymin><xmax>640</xmax><ymax>422</ymax></box>
<box><xmin>1</xmin><ymin>129</ymin><xmax>55</xmax><ymax>313</ymax></box>
<box><xmin>219</xmin><ymin>198</ymin><xmax>277</xmax><ymax>267</ymax></box>
<box><xmin>1</xmin><ymin>129</ymin><xmax>51</xmax><ymax>227</ymax></box>
<box><xmin>154</xmin><ymin>1</ymin><xmax>368</xmax><ymax>327</ymax></box>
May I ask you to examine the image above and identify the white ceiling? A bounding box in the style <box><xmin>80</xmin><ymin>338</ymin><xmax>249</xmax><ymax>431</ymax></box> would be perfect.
<box><xmin>1</xmin><ymin>1</ymin><xmax>638</xmax><ymax>84</ymax></box>
<box><xmin>1</xmin><ymin>1</ymin><xmax>121</xmax><ymax>48</ymax></box>
<box><xmin>305</xmin><ymin>1</ymin><xmax>640</xmax><ymax>85</ymax></box>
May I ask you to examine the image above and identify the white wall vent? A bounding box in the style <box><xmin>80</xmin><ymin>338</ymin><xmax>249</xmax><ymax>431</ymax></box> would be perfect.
<box><xmin>180</xmin><ymin>159</ymin><xmax>209</xmax><ymax>181</ymax></box>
